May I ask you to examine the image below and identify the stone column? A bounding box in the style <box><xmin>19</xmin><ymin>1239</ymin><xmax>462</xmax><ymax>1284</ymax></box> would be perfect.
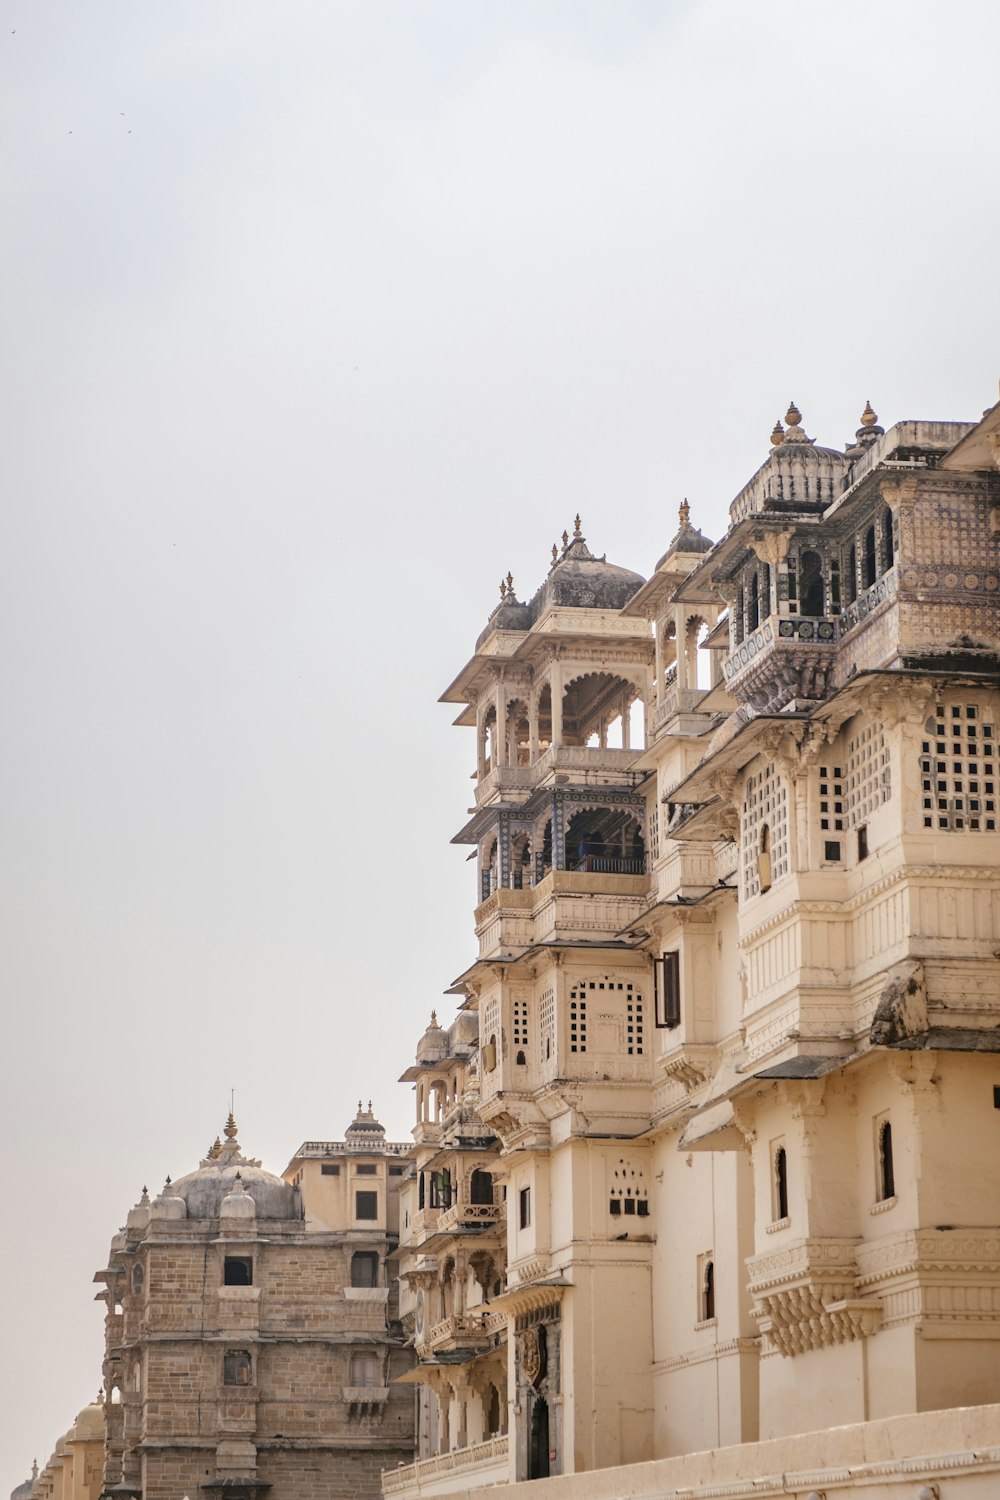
<box><xmin>528</xmin><ymin>694</ymin><xmax>539</xmax><ymax>763</ymax></box>
<box><xmin>621</xmin><ymin>689</ymin><xmax>631</xmax><ymax>749</ymax></box>
<box><xmin>654</xmin><ymin>619</ymin><xmax>664</xmax><ymax>706</ymax></box>
<box><xmin>550</xmin><ymin>659</ymin><xmax>563</xmax><ymax>748</ymax></box>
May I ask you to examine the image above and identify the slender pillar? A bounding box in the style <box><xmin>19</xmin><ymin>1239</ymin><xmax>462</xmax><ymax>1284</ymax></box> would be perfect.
<box><xmin>550</xmin><ymin>660</ymin><xmax>563</xmax><ymax>748</ymax></box>
<box><xmin>654</xmin><ymin>619</ymin><xmax>664</xmax><ymax>706</ymax></box>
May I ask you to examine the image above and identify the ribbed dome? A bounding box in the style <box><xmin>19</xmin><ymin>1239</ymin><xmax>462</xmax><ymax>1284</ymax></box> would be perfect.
<box><xmin>165</xmin><ymin>1115</ymin><xmax>301</xmax><ymax>1221</ymax></box>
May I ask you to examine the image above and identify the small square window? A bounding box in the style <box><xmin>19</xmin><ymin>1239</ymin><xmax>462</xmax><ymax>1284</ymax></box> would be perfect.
<box><xmin>824</xmin><ymin>840</ymin><xmax>841</xmax><ymax>862</ymax></box>
<box><xmin>224</xmin><ymin>1256</ymin><xmax>252</xmax><ymax>1287</ymax></box>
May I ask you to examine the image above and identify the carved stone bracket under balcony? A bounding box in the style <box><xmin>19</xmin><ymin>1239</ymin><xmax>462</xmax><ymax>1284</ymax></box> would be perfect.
<box><xmin>747</xmin><ymin>1236</ymin><xmax>882</xmax><ymax>1357</ymax></box>
<box><xmin>724</xmin><ymin>615</ymin><xmax>838</xmax><ymax>712</ymax></box>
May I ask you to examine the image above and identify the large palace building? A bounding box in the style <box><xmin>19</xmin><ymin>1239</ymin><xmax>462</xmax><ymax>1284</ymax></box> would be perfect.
<box><xmin>388</xmin><ymin>395</ymin><xmax>1000</xmax><ymax>1500</ymax></box>
<box><xmin>17</xmin><ymin>391</ymin><xmax>1000</xmax><ymax>1500</ymax></box>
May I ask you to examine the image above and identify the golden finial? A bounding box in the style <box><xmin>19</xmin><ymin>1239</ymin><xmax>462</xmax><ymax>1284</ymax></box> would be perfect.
<box><xmin>770</xmin><ymin>421</ymin><xmax>785</xmax><ymax>447</ymax></box>
<box><xmin>223</xmin><ymin>1111</ymin><xmax>238</xmax><ymax>1142</ymax></box>
<box><xmin>860</xmin><ymin>400</ymin><xmax>878</xmax><ymax>427</ymax></box>
<box><xmin>573</xmin><ymin>514</ymin><xmax>582</xmax><ymax>538</ymax></box>
<box><xmin>499</xmin><ymin>578</ymin><xmax>507</xmax><ymax>599</ymax></box>
<box><xmin>506</xmin><ymin>571</ymin><xmax>514</xmax><ymax>594</ymax></box>
<box><xmin>678</xmin><ymin>498</ymin><xmax>690</xmax><ymax>527</ymax></box>
<box><xmin>785</xmin><ymin>402</ymin><xmax>802</xmax><ymax>427</ymax></box>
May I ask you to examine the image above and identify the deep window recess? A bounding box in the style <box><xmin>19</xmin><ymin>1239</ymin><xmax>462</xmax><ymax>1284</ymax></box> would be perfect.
<box><xmin>356</xmin><ymin>1163</ymin><xmax>377</xmax><ymax>1175</ymax></box>
<box><xmin>224</xmin><ymin>1256</ymin><xmax>252</xmax><ymax>1287</ymax></box>
<box><xmin>654</xmin><ymin>952</ymin><xmax>681</xmax><ymax>1029</ymax></box>
<box><xmin>389</xmin><ymin>1164</ymin><xmax>404</xmax><ymax>1176</ymax></box>
<box><xmin>321</xmin><ymin>1164</ymin><xmax>340</xmax><ymax>1176</ymax></box>
<box><xmin>863</xmin><ymin>525</ymin><xmax>877</xmax><ymax>588</ymax></box>
<box><xmin>223</xmin><ymin>1350</ymin><xmax>252</xmax><ymax>1386</ymax></box>
<box><xmin>355</xmin><ymin>1191</ymin><xmax>378</xmax><ymax>1221</ymax></box>
<box><xmin>920</xmin><ymin>702</ymin><xmax>997</xmax><ymax>831</ymax></box>
<box><xmin>519</xmin><ymin>1187</ymin><xmax>531</xmax><ymax>1229</ymax></box>
<box><xmin>877</xmin><ymin>1120</ymin><xmax>895</xmax><ymax>1201</ymax></box>
<box><xmin>131</xmin><ymin>1264</ymin><xmax>144</xmax><ymax>1294</ymax></box>
<box><xmin>351</xmin><ymin>1251</ymin><xmax>379</xmax><ymax>1288</ymax></box>
<box><xmin>702</xmin><ymin>1259</ymin><xmax>715</xmax><ymax>1322</ymax></box>
<box><xmin>470</xmin><ymin>1169</ymin><xmax>494</xmax><ymax>1206</ymax></box>
<box><xmin>773</xmin><ymin>1147</ymin><xmax>789</xmax><ymax>1222</ymax></box>
<box><xmin>857</xmin><ymin>825</ymin><xmax>869</xmax><ymax>861</ymax></box>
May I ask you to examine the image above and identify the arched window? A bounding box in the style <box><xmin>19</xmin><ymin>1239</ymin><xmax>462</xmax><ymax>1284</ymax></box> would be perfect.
<box><xmin>774</xmin><ymin>1146</ymin><xmax>789</xmax><ymax>1221</ymax></box>
<box><xmin>131</xmin><ymin>1264</ymin><xmax>144</xmax><ymax>1295</ymax></box>
<box><xmin>351</xmin><ymin>1251</ymin><xmax>379</xmax><ymax>1288</ymax></box>
<box><xmin>747</xmin><ymin>571</ymin><xmax>760</xmax><ymax>632</ymax></box>
<box><xmin>882</xmin><ymin>506</ymin><xmax>895</xmax><ymax>569</ymax></box>
<box><xmin>878</xmin><ymin>1120</ymin><xmax>895</xmax><ymax>1201</ymax></box>
<box><xmin>799</xmin><ymin>551</ymin><xmax>824</xmax><ymax>617</ymax></box>
<box><xmin>863</xmin><ymin>525</ymin><xmax>877</xmax><ymax>588</ymax></box>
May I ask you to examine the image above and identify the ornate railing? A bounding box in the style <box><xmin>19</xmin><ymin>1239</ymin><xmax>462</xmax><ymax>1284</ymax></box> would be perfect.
<box><xmin>436</xmin><ymin>1202</ymin><xmax>504</xmax><ymax>1231</ymax></box>
<box><xmin>839</xmin><ymin>566</ymin><xmax>897</xmax><ymax>635</ymax></box>
<box><xmin>382</xmin><ymin>1436</ymin><xmax>509</xmax><ymax>1495</ymax></box>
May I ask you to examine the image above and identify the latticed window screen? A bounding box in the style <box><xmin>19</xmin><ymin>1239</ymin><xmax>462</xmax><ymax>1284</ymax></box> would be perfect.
<box><xmin>512</xmin><ymin>999</ymin><xmax>529</xmax><ymax>1048</ymax></box>
<box><xmin>920</xmin><ymin>702</ymin><xmax>997</xmax><ymax>831</ymax></box>
<box><xmin>846</xmin><ymin>721</ymin><xmax>890</xmax><ymax>824</ymax></box>
<box><xmin>539</xmin><ymin>990</ymin><xmax>554</xmax><ymax>1061</ymax></box>
<box><xmin>818</xmin><ymin>765</ymin><xmax>845</xmax><ymax>832</ymax></box>
<box><xmin>742</xmin><ymin>763</ymin><xmax>789</xmax><ymax>897</ymax></box>
<box><xmin>568</xmin><ymin>993</ymin><xmax>588</xmax><ymax>1053</ymax></box>
<box><xmin>568</xmin><ymin>980</ymin><xmax>644</xmax><ymax>1055</ymax></box>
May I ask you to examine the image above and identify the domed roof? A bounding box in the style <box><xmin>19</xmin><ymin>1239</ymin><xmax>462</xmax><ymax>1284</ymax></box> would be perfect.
<box><xmin>655</xmin><ymin>500</ymin><xmax>715</xmax><ymax>570</ymax></box>
<box><xmin>165</xmin><ymin>1115</ymin><xmax>301</xmax><ymax>1221</ymax></box>
<box><xmin>70</xmin><ymin>1403</ymin><xmax>104</xmax><ymax>1442</ymax></box>
<box><xmin>416</xmin><ymin>1010</ymin><xmax>450</xmax><ymax>1064</ymax></box>
<box><xmin>345</xmin><ymin>1100</ymin><xmax>387</xmax><ymax>1142</ymax></box>
<box><xmin>10</xmin><ymin>1463</ymin><xmax>37</xmax><ymax>1500</ymax></box>
<box><xmin>767</xmin><ymin>403</ymin><xmax>846</xmax><ymax>462</ymax></box>
<box><xmin>539</xmin><ymin>520</ymin><xmax>644</xmax><ymax>610</ymax></box>
<box><xmin>476</xmin><ymin>576</ymin><xmax>532</xmax><ymax>649</ymax></box>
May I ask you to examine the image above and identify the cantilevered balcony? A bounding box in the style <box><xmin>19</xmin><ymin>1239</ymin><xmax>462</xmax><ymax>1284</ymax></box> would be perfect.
<box><xmin>474</xmin><ymin>745</ymin><xmax>641</xmax><ymax>806</ymax></box>
<box><xmin>723</xmin><ymin>613</ymin><xmax>838</xmax><ymax>712</ymax></box>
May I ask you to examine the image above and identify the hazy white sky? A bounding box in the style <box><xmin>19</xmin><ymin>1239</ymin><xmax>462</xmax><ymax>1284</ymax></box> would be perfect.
<box><xmin>2</xmin><ymin>0</ymin><xmax>999</xmax><ymax>1484</ymax></box>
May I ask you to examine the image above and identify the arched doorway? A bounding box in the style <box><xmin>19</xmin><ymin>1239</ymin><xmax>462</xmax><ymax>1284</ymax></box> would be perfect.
<box><xmin>529</xmin><ymin>1397</ymin><xmax>549</xmax><ymax>1480</ymax></box>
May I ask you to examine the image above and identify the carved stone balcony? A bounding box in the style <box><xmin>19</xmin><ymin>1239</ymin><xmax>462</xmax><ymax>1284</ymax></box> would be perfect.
<box><xmin>746</xmin><ymin>1236</ymin><xmax>882</xmax><ymax>1357</ymax></box>
<box><xmin>723</xmin><ymin>614</ymin><xmax>838</xmax><ymax>712</ymax></box>
<box><xmin>435</xmin><ymin>1202</ymin><xmax>504</xmax><ymax>1233</ymax></box>
<box><xmin>382</xmin><ymin>1436</ymin><xmax>510</xmax><ymax>1497</ymax></box>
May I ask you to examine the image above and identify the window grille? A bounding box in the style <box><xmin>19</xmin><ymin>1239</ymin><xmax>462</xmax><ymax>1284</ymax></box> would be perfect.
<box><xmin>920</xmin><ymin>702</ymin><xmax>997</xmax><ymax>831</ymax></box>
<box><xmin>512</xmin><ymin>998</ymin><xmax>529</xmax><ymax>1049</ymax></box>
<box><xmin>742</xmin><ymin>763</ymin><xmax>789</xmax><ymax>897</ymax></box>
<box><xmin>845</xmin><ymin>721</ymin><xmax>890</xmax><ymax>826</ymax></box>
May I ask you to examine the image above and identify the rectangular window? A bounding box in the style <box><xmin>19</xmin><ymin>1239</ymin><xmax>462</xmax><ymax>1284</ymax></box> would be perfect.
<box><xmin>223</xmin><ymin>1256</ymin><xmax>252</xmax><ymax>1287</ymax></box>
<box><xmin>223</xmin><ymin>1350</ymin><xmax>252</xmax><ymax>1386</ymax></box>
<box><xmin>654</xmin><ymin>952</ymin><xmax>681</xmax><ymax>1029</ymax></box>
<box><xmin>355</xmin><ymin>1191</ymin><xmax>378</xmax><ymax>1221</ymax></box>
<box><xmin>389</xmin><ymin>1164</ymin><xmax>405</xmax><ymax>1176</ymax></box>
<box><xmin>356</xmin><ymin>1164</ymin><xmax>377</xmax><ymax>1176</ymax></box>
<box><xmin>857</xmin><ymin>825</ymin><xmax>869</xmax><ymax>862</ymax></box>
<box><xmin>321</xmin><ymin>1164</ymin><xmax>340</xmax><ymax>1176</ymax></box>
<box><xmin>518</xmin><ymin>1186</ymin><xmax>531</xmax><ymax>1229</ymax></box>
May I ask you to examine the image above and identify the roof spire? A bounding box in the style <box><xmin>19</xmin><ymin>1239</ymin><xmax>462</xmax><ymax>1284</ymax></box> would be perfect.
<box><xmin>224</xmin><ymin>1111</ymin><xmax>238</xmax><ymax>1143</ymax></box>
<box><xmin>573</xmin><ymin>513</ymin><xmax>583</xmax><ymax>539</ymax></box>
<box><xmin>770</xmin><ymin>419</ymin><xmax>785</xmax><ymax>447</ymax></box>
<box><xmin>499</xmin><ymin>577</ymin><xmax>507</xmax><ymax>599</ymax></box>
<box><xmin>860</xmin><ymin>399</ymin><xmax>878</xmax><ymax>427</ymax></box>
<box><xmin>678</xmin><ymin>498</ymin><xmax>690</xmax><ymax>528</ymax></box>
<box><xmin>561</xmin><ymin>529</ymin><xmax>569</xmax><ymax>556</ymax></box>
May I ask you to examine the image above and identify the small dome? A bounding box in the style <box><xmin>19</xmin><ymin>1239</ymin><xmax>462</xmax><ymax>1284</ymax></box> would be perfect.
<box><xmin>345</xmin><ymin>1101</ymin><xmax>387</xmax><ymax>1142</ymax></box>
<box><xmin>71</xmin><ymin>1403</ymin><xmax>104</xmax><ymax>1442</ymax></box>
<box><xmin>166</xmin><ymin>1115</ymin><xmax>301</xmax><ymax>1221</ymax></box>
<box><xmin>220</xmin><ymin>1175</ymin><xmax>256</xmax><ymax>1220</ymax></box>
<box><xmin>416</xmin><ymin>1010</ymin><xmax>450</xmax><ymax>1064</ymax></box>
<box><xmin>541</xmin><ymin>523</ymin><xmax>644</xmax><ymax>610</ymax></box>
<box><xmin>655</xmin><ymin>500</ymin><xmax>715</xmax><ymax>569</ymax></box>
<box><xmin>449</xmin><ymin>1011</ymin><xmax>479</xmax><ymax>1051</ymax></box>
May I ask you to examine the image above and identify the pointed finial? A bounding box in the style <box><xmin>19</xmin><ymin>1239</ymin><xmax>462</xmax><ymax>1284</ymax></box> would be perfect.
<box><xmin>367</xmin><ymin>1099</ymin><xmax>372</xmax><ymax>1112</ymax></box>
<box><xmin>223</xmin><ymin>1111</ymin><xmax>238</xmax><ymax>1141</ymax></box>
<box><xmin>430</xmin><ymin>1009</ymin><xmax>438</xmax><ymax>1026</ymax></box>
<box><xmin>358</xmin><ymin>1098</ymin><xmax>363</xmax><ymax>1112</ymax></box>
<box><xmin>499</xmin><ymin>578</ymin><xmax>507</xmax><ymax>599</ymax></box>
<box><xmin>140</xmin><ymin>1185</ymin><xmax>149</xmax><ymax>1202</ymax></box>
<box><xmin>164</xmin><ymin>1175</ymin><xmax>172</xmax><ymax>1187</ymax></box>
<box><xmin>770</xmin><ymin>420</ymin><xmax>785</xmax><ymax>447</ymax></box>
<box><xmin>678</xmin><ymin>498</ymin><xmax>690</xmax><ymax>527</ymax></box>
<box><xmin>573</xmin><ymin>514</ymin><xmax>582</xmax><ymax>539</ymax></box>
<box><xmin>860</xmin><ymin>399</ymin><xmax>878</xmax><ymax>427</ymax></box>
<box><xmin>551</xmin><ymin>543</ymin><xmax>558</xmax><ymax>566</ymax></box>
<box><xmin>32</xmin><ymin>1462</ymin><xmax>39</xmax><ymax>1481</ymax></box>
<box><xmin>506</xmin><ymin>571</ymin><xmax>514</xmax><ymax>594</ymax></box>
<box><xmin>785</xmin><ymin>402</ymin><xmax>802</xmax><ymax>427</ymax></box>
<box><xmin>561</xmin><ymin>529</ymin><xmax>569</xmax><ymax>554</ymax></box>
